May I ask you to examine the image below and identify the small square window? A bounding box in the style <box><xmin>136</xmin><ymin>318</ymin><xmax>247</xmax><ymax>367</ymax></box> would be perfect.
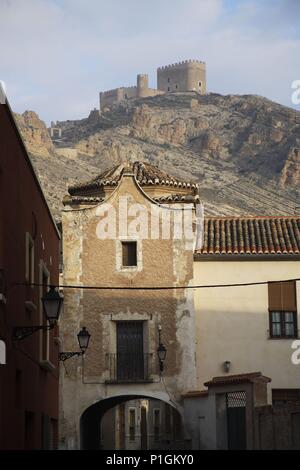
<box><xmin>122</xmin><ymin>241</ymin><xmax>137</xmax><ymax>267</ymax></box>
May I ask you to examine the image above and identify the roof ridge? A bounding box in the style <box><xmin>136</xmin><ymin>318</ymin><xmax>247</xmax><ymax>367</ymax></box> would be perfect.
<box><xmin>204</xmin><ymin>216</ymin><xmax>300</xmax><ymax>220</ymax></box>
<box><xmin>68</xmin><ymin>160</ymin><xmax>198</xmax><ymax>196</ymax></box>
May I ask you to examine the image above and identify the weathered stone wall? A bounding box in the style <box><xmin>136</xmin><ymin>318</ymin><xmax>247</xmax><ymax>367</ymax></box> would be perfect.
<box><xmin>100</xmin><ymin>80</ymin><xmax>163</xmax><ymax>110</ymax></box>
<box><xmin>100</xmin><ymin>87</ymin><xmax>128</xmax><ymax>109</ymax></box>
<box><xmin>60</xmin><ymin>174</ymin><xmax>197</xmax><ymax>448</ymax></box>
<box><xmin>157</xmin><ymin>60</ymin><xmax>206</xmax><ymax>94</ymax></box>
<box><xmin>254</xmin><ymin>403</ymin><xmax>300</xmax><ymax>449</ymax></box>
<box><xmin>99</xmin><ymin>60</ymin><xmax>206</xmax><ymax>111</ymax></box>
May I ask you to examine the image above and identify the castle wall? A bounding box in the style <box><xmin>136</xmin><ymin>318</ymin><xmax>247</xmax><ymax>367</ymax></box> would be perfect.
<box><xmin>123</xmin><ymin>86</ymin><xmax>138</xmax><ymax>99</ymax></box>
<box><xmin>100</xmin><ymin>83</ymin><xmax>163</xmax><ymax>110</ymax></box>
<box><xmin>99</xmin><ymin>60</ymin><xmax>206</xmax><ymax>110</ymax></box>
<box><xmin>142</xmin><ymin>88</ymin><xmax>165</xmax><ymax>98</ymax></box>
<box><xmin>100</xmin><ymin>86</ymin><xmax>138</xmax><ymax>110</ymax></box>
<box><xmin>157</xmin><ymin>60</ymin><xmax>206</xmax><ymax>94</ymax></box>
<box><xmin>100</xmin><ymin>87</ymin><xmax>127</xmax><ymax>110</ymax></box>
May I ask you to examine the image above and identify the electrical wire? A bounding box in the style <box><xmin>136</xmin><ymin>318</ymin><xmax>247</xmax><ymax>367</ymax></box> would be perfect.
<box><xmin>161</xmin><ymin>373</ymin><xmax>179</xmax><ymax>409</ymax></box>
<box><xmin>13</xmin><ymin>277</ymin><xmax>300</xmax><ymax>291</ymax></box>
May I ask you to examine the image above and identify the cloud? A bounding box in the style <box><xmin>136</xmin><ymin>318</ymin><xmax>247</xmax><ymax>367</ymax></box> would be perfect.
<box><xmin>0</xmin><ymin>0</ymin><xmax>299</xmax><ymax>124</ymax></box>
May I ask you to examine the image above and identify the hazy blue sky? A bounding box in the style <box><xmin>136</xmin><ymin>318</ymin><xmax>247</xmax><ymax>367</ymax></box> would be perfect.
<box><xmin>1</xmin><ymin>0</ymin><xmax>299</xmax><ymax>123</ymax></box>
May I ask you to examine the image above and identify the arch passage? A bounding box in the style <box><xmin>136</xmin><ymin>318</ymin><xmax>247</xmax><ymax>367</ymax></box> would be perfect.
<box><xmin>80</xmin><ymin>394</ymin><xmax>183</xmax><ymax>450</ymax></box>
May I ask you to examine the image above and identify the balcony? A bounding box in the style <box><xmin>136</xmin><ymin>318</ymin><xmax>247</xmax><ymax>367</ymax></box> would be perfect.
<box><xmin>106</xmin><ymin>353</ymin><xmax>154</xmax><ymax>383</ymax></box>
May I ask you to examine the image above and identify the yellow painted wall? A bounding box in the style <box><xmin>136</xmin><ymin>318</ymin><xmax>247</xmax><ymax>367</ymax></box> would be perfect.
<box><xmin>194</xmin><ymin>260</ymin><xmax>300</xmax><ymax>402</ymax></box>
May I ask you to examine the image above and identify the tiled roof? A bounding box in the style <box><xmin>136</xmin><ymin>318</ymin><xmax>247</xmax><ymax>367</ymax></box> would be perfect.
<box><xmin>153</xmin><ymin>194</ymin><xmax>199</xmax><ymax>203</ymax></box>
<box><xmin>182</xmin><ymin>390</ymin><xmax>209</xmax><ymax>399</ymax></box>
<box><xmin>195</xmin><ymin>217</ymin><xmax>300</xmax><ymax>256</ymax></box>
<box><xmin>204</xmin><ymin>372</ymin><xmax>271</xmax><ymax>387</ymax></box>
<box><xmin>64</xmin><ymin>196</ymin><xmax>104</xmax><ymax>205</ymax></box>
<box><xmin>68</xmin><ymin>161</ymin><xmax>198</xmax><ymax>195</ymax></box>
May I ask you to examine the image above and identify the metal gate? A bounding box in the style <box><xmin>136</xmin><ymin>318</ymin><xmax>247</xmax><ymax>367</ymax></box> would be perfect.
<box><xmin>226</xmin><ymin>391</ymin><xmax>247</xmax><ymax>450</ymax></box>
<box><xmin>116</xmin><ymin>321</ymin><xmax>144</xmax><ymax>381</ymax></box>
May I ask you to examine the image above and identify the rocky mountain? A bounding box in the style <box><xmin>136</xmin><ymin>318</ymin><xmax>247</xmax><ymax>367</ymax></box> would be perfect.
<box><xmin>14</xmin><ymin>110</ymin><xmax>55</xmax><ymax>157</ymax></box>
<box><xmin>14</xmin><ymin>92</ymin><xmax>300</xmax><ymax>221</ymax></box>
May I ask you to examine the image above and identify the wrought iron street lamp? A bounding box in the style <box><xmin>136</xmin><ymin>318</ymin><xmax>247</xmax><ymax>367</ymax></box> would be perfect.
<box><xmin>59</xmin><ymin>327</ymin><xmax>91</xmax><ymax>362</ymax></box>
<box><xmin>77</xmin><ymin>326</ymin><xmax>91</xmax><ymax>352</ymax></box>
<box><xmin>13</xmin><ymin>286</ymin><xmax>63</xmax><ymax>341</ymax></box>
<box><xmin>42</xmin><ymin>286</ymin><xmax>64</xmax><ymax>324</ymax></box>
<box><xmin>157</xmin><ymin>325</ymin><xmax>167</xmax><ymax>373</ymax></box>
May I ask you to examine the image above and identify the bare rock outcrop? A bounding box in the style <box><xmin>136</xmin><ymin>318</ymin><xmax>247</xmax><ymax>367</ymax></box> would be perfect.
<box><xmin>280</xmin><ymin>148</ymin><xmax>300</xmax><ymax>187</ymax></box>
<box><xmin>14</xmin><ymin>111</ymin><xmax>55</xmax><ymax>157</ymax></box>
<box><xmin>14</xmin><ymin>92</ymin><xmax>300</xmax><ymax>220</ymax></box>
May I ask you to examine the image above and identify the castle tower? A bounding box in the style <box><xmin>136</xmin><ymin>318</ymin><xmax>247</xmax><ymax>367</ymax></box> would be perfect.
<box><xmin>157</xmin><ymin>60</ymin><xmax>206</xmax><ymax>94</ymax></box>
<box><xmin>137</xmin><ymin>74</ymin><xmax>149</xmax><ymax>98</ymax></box>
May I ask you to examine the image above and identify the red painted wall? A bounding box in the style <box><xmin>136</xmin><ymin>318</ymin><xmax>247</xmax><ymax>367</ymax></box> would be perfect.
<box><xmin>0</xmin><ymin>101</ymin><xmax>60</xmax><ymax>449</ymax></box>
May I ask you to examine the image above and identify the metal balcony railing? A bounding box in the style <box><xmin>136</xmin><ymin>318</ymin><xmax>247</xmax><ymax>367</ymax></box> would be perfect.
<box><xmin>107</xmin><ymin>353</ymin><xmax>153</xmax><ymax>382</ymax></box>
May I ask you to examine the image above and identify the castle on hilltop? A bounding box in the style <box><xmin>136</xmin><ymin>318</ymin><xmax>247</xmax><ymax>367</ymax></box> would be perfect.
<box><xmin>100</xmin><ymin>59</ymin><xmax>206</xmax><ymax>111</ymax></box>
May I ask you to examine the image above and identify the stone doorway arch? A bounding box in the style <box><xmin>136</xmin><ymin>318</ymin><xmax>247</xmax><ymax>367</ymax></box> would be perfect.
<box><xmin>80</xmin><ymin>393</ymin><xmax>183</xmax><ymax>450</ymax></box>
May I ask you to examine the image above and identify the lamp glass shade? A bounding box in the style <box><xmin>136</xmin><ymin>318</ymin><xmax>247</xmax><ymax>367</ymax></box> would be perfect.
<box><xmin>157</xmin><ymin>343</ymin><xmax>167</xmax><ymax>362</ymax></box>
<box><xmin>42</xmin><ymin>286</ymin><xmax>63</xmax><ymax>322</ymax></box>
<box><xmin>77</xmin><ymin>327</ymin><xmax>91</xmax><ymax>352</ymax></box>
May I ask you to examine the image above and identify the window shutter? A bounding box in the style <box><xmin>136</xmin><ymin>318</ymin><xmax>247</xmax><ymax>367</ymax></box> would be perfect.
<box><xmin>268</xmin><ymin>281</ymin><xmax>297</xmax><ymax>311</ymax></box>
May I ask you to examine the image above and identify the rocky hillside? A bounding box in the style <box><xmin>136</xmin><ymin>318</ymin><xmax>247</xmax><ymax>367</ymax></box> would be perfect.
<box><xmin>14</xmin><ymin>92</ymin><xmax>300</xmax><ymax>221</ymax></box>
<box><xmin>15</xmin><ymin>110</ymin><xmax>55</xmax><ymax>157</ymax></box>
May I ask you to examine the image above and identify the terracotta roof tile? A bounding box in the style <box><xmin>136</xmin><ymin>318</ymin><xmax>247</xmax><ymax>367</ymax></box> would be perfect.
<box><xmin>63</xmin><ymin>196</ymin><xmax>104</xmax><ymax>205</ymax></box>
<box><xmin>204</xmin><ymin>372</ymin><xmax>271</xmax><ymax>387</ymax></box>
<box><xmin>182</xmin><ymin>390</ymin><xmax>209</xmax><ymax>399</ymax></box>
<box><xmin>153</xmin><ymin>194</ymin><xmax>198</xmax><ymax>203</ymax></box>
<box><xmin>196</xmin><ymin>217</ymin><xmax>300</xmax><ymax>256</ymax></box>
<box><xmin>68</xmin><ymin>161</ymin><xmax>198</xmax><ymax>195</ymax></box>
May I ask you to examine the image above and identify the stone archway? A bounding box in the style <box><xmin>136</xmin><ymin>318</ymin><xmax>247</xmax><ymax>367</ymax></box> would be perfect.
<box><xmin>80</xmin><ymin>393</ymin><xmax>183</xmax><ymax>450</ymax></box>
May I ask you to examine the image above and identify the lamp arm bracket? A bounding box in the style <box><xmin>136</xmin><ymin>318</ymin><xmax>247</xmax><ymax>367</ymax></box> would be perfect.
<box><xmin>59</xmin><ymin>351</ymin><xmax>84</xmax><ymax>362</ymax></box>
<box><xmin>13</xmin><ymin>324</ymin><xmax>54</xmax><ymax>341</ymax></box>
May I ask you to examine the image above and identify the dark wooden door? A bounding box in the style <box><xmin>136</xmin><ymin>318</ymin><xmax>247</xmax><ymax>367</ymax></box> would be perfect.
<box><xmin>226</xmin><ymin>391</ymin><xmax>247</xmax><ymax>450</ymax></box>
<box><xmin>117</xmin><ymin>322</ymin><xmax>144</xmax><ymax>381</ymax></box>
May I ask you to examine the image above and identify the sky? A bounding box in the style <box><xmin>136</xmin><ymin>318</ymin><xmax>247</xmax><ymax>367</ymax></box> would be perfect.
<box><xmin>0</xmin><ymin>0</ymin><xmax>299</xmax><ymax>124</ymax></box>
